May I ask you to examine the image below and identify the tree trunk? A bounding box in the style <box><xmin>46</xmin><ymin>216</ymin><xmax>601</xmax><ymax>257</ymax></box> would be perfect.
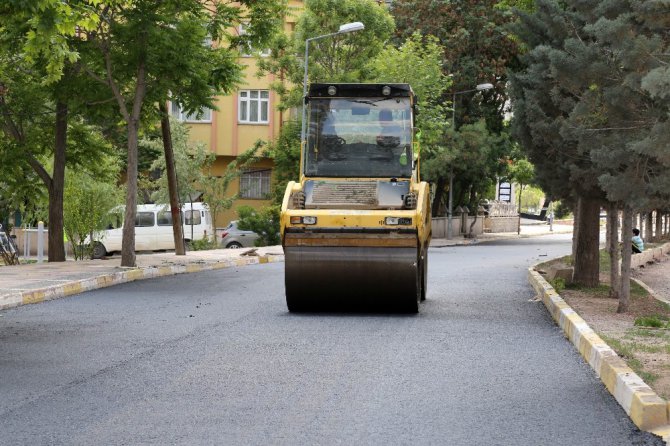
<box><xmin>606</xmin><ymin>202</ymin><xmax>619</xmax><ymax>300</ymax></box>
<box><xmin>121</xmin><ymin>120</ymin><xmax>139</xmax><ymax>267</ymax></box>
<box><xmin>120</xmin><ymin>59</ymin><xmax>147</xmax><ymax>268</ymax></box>
<box><xmin>47</xmin><ymin>101</ymin><xmax>67</xmax><ymax>262</ymax></box>
<box><xmin>573</xmin><ymin>196</ymin><xmax>600</xmax><ymax>287</ymax></box>
<box><xmin>645</xmin><ymin>212</ymin><xmax>653</xmax><ymax>243</ymax></box>
<box><xmin>618</xmin><ymin>206</ymin><xmax>633</xmax><ymax>313</ymax></box>
<box><xmin>655</xmin><ymin>211</ymin><xmax>662</xmax><ymax>242</ymax></box>
<box><xmin>539</xmin><ymin>197</ymin><xmax>552</xmax><ymax>220</ymax></box>
<box><xmin>517</xmin><ymin>183</ymin><xmax>523</xmax><ymax>234</ymax></box>
<box><xmin>431</xmin><ymin>176</ymin><xmax>446</xmax><ymax>217</ymax></box>
<box><xmin>159</xmin><ymin>103</ymin><xmax>185</xmax><ymax>255</ymax></box>
<box><xmin>571</xmin><ymin>199</ymin><xmax>580</xmax><ymax>267</ymax></box>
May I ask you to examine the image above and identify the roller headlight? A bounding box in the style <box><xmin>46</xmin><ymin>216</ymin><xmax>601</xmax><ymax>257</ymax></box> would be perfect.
<box><xmin>290</xmin><ymin>216</ymin><xmax>317</xmax><ymax>225</ymax></box>
<box><xmin>385</xmin><ymin>217</ymin><xmax>412</xmax><ymax>225</ymax></box>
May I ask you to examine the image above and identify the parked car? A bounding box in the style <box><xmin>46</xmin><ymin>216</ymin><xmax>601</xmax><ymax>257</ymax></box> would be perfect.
<box><xmin>91</xmin><ymin>203</ymin><xmax>213</xmax><ymax>258</ymax></box>
<box><xmin>218</xmin><ymin>221</ymin><xmax>259</xmax><ymax>249</ymax></box>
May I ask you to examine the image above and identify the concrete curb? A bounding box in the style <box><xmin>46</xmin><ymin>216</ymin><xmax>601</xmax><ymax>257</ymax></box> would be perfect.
<box><xmin>527</xmin><ymin>267</ymin><xmax>670</xmax><ymax>440</ymax></box>
<box><xmin>631</xmin><ymin>243</ymin><xmax>670</xmax><ymax>269</ymax></box>
<box><xmin>0</xmin><ymin>254</ymin><xmax>285</xmax><ymax>311</ymax></box>
<box><xmin>632</xmin><ymin>278</ymin><xmax>670</xmax><ymax>306</ymax></box>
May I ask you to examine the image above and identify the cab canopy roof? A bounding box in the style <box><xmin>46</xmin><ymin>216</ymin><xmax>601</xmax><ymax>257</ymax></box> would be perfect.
<box><xmin>308</xmin><ymin>83</ymin><xmax>415</xmax><ymax>100</ymax></box>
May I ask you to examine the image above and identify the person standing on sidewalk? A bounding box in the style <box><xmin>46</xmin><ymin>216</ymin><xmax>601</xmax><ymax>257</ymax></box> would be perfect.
<box><xmin>632</xmin><ymin>228</ymin><xmax>644</xmax><ymax>253</ymax></box>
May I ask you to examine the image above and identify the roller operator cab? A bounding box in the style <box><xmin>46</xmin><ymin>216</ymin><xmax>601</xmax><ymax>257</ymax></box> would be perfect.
<box><xmin>280</xmin><ymin>83</ymin><xmax>431</xmax><ymax>312</ymax></box>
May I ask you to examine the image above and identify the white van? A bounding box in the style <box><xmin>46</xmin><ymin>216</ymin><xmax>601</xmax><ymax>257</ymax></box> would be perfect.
<box><xmin>91</xmin><ymin>203</ymin><xmax>213</xmax><ymax>258</ymax></box>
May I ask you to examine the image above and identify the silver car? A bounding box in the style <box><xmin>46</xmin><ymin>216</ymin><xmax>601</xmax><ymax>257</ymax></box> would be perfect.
<box><xmin>219</xmin><ymin>221</ymin><xmax>259</xmax><ymax>249</ymax></box>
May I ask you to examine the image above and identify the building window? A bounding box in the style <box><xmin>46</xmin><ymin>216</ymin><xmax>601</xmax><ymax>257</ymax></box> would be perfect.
<box><xmin>240</xmin><ymin>169</ymin><xmax>271</xmax><ymax>199</ymax></box>
<box><xmin>239</xmin><ymin>90</ymin><xmax>269</xmax><ymax>124</ymax></box>
<box><xmin>238</xmin><ymin>23</ymin><xmax>271</xmax><ymax>57</ymax></box>
<box><xmin>170</xmin><ymin>102</ymin><xmax>212</xmax><ymax>122</ymax></box>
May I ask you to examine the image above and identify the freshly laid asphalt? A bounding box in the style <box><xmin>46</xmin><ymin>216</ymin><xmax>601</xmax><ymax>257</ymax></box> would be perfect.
<box><xmin>1</xmin><ymin>222</ymin><xmax>667</xmax><ymax>445</ymax></box>
<box><xmin>0</xmin><ymin>222</ymin><xmax>572</xmax><ymax>308</ymax></box>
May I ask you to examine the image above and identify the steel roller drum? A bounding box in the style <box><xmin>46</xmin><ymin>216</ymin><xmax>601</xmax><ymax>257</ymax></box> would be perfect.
<box><xmin>284</xmin><ymin>246</ymin><xmax>420</xmax><ymax>312</ymax></box>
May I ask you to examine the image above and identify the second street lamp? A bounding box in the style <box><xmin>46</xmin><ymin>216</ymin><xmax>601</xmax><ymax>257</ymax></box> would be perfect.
<box><xmin>300</xmin><ymin>22</ymin><xmax>365</xmax><ymax>147</ymax></box>
<box><xmin>447</xmin><ymin>82</ymin><xmax>494</xmax><ymax>239</ymax></box>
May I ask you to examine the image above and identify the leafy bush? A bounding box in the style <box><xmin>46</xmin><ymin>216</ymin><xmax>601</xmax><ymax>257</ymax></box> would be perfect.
<box><xmin>553</xmin><ymin>201</ymin><xmax>572</xmax><ymax>219</ymax></box>
<box><xmin>188</xmin><ymin>235</ymin><xmax>218</xmax><ymax>251</ymax></box>
<box><xmin>237</xmin><ymin>205</ymin><xmax>280</xmax><ymax>246</ymax></box>
<box><xmin>63</xmin><ymin>170</ymin><xmax>122</xmax><ymax>260</ymax></box>
<box><xmin>549</xmin><ymin>277</ymin><xmax>566</xmax><ymax>292</ymax></box>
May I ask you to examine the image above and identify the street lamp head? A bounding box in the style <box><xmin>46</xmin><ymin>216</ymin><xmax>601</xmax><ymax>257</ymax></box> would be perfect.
<box><xmin>476</xmin><ymin>83</ymin><xmax>494</xmax><ymax>91</ymax></box>
<box><xmin>338</xmin><ymin>22</ymin><xmax>365</xmax><ymax>34</ymax></box>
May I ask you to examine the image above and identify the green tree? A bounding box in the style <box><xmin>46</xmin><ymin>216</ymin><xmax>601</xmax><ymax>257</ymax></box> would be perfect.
<box><xmin>575</xmin><ymin>1</ymin><xmax>670</xmax><ymax>311</ymax></box>
<box><xmin>5</xmin><ymin>0</ymin><xmax>102</xmax><ymax>83</ymax></box>
<box><xmin>369</xmin><ymin>33</ymin><xmax>450</xmax><ymax>154</ymax></box>
<box><xmin>391</xmin><ymin>0</ymin><xmax>518</xmax><ymax>134</ymax></box>
<box><xmin>63</xmin><ymin>163</ymin><xmax>122</xmax><ymax>260</ymax></box>
<box><xmin>1</xmin><ymin>1</ymin><xmax>132</xmax><ymax>262</ymax></box>
<box><xmin>146</xmin><ymin>120</ymin><xmax>267</xmax><ymax>237</ymax></box>
<box><xmin>68</xmin><ymin>0</ymin><xmax>285</xmax><ymax>267</ymax></box>
<box><xmin>390</xmin><ymin>1</ymin><xmax>520</xmax><ymax>215</ymax></box>
<box><xmin>519</xmin><ymin>186</ymin><xmax>545</xmax><ymax>214</ymax></box>
<box><xmin>510</xmin><ymin>0</ymin><xmax>670</xmax><ymax>305</ymax></box>
<box><xmin>508</xmin><ymin>158</ymin><xmax>535</xmax><ymax>233</ymax></box>
<box><xmin>423</xmin><ymin>121</ymin><xmax>510</xmax><ymax>216</ymax></box>
<box><xmin>148</xmin><ymin>121</ymin><xmax>213</xmax><ymax>207</ymax></box>
<box><xmin>261</xmin><ymin>120</ymin><xmax>302</xmax><ymax>207</ymax></box>
<box><xmin>508</xmin><ymin>158</ymin><xmax>534</xmax><ymax>212</ymax></box>
<box><xmin>510</xmin><ymin>1</ymin><xmax>604</xmax><ymax>287</ymax></box>
<box><xmin>258</xmin><ymin>0</ymin><xmax>394</xmax><ymax>110</ymax></box>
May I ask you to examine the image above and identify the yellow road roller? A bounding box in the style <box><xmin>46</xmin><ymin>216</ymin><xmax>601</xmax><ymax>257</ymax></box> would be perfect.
<box><xmin>280</xmin><ymin>83</ymin><xmax>431</xmax><ymax>312</ymax></box>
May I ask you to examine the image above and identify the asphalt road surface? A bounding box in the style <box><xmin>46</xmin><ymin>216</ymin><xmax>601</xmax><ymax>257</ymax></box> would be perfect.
<box><xmin>0</xmin><ymin>234</ymin><xmax>663</xmax><ymax>445</ymax></box>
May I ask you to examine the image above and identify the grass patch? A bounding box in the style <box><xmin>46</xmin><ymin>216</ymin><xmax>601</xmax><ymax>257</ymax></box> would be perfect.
<box><xmin>602</xmin><ymin>336</ymin><xmax>634</xmax><ymax>358</ymax></box>
<box><xmin>601</xmin><ymin>335</ymin><xmax>660</xmax><ymax>384</ymax></box>
<box><xmin>629</xmin><ymin>359</ymin><xmax>659</xmax><ymax>384</ymax></box>
<box><xmin>630</xmin><ymin>280</ymin><xmax>648</xmax><ymax>298</ymax></box>
<box><xmin>634</xmin><ymin>315</ymin><xmax>670</xmax><ymax>329</ymax></box>
<box><xmin>566</xmin><ymin>282</ymin><xmax>611</xmax><ymax>294</ymax></box>
<box><xmin>633</xmin><ymin>343</ymin><xmax>665</xmax><ymax>354</ymax></box>
<box><xmin>599</xmin><ymin>249</ymin><xmax>611</xmax><ymax>273</ymax></box>
<box><xmin>629</xmin><ymin>328</ymin><xmax>670</xmax><ymax>338</ymax></box>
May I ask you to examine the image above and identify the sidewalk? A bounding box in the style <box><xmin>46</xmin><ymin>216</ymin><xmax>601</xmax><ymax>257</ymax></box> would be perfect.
<box><xmin>0</xmin><ymin>222</ymin><xmax>570</xmax><ymax>311</ymax></box>
<box><xmin>432</xmin><ymin>219</ymin><xmax>574</xmax><ymax>247</ymax></box>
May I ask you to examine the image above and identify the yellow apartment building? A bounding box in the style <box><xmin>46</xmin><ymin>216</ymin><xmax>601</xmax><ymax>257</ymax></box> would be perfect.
<box><xmin>171</xmin><ymin>1</ymin><xmax>304</xmax><ymax>229</ymax></box>
<box><xmin>171</xmin><ymin>1</ymin><xmax>395</xmax><ymax>229</ymax></box>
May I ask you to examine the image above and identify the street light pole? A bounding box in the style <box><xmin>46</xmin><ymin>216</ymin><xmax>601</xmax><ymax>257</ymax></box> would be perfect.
<box><xmin>446</xmin><ymin>83</ymin><xmax>494</xmax><ymax>239</ymax></box>
<box><xmin>300</xmin><ymin>22</ymin><xmax>365</xmax><ymax>150</ymax></box>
